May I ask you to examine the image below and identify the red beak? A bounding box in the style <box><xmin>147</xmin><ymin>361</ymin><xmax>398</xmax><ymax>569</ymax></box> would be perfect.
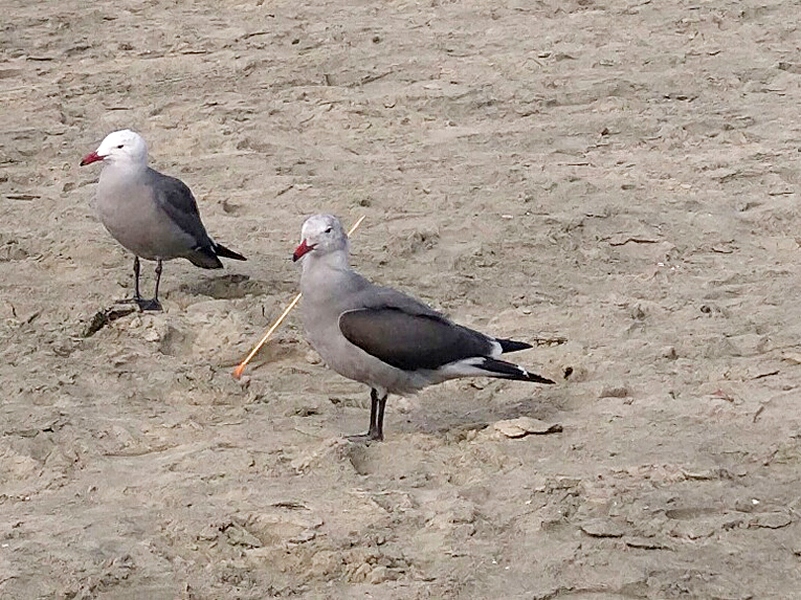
<box><xmin>80</xmin><ymin>151</ymin><xmax>104</xmax><ymax>166</ymax></box>
<box><xmin>292</xmin><ymin>240</ymin><xmax>314</xmax><ymax>262</ymax></box>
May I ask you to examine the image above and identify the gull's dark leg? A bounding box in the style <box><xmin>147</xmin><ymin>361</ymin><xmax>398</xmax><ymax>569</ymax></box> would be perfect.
<box><xmin>347</xmin><ymin>388</ymin><xmax>387</xmax><ymax>443</ymax></box>
<box><xmin>133</xmin><ymin>256</ymin><xmax>142</xmax><ymax>300</ymax></box>
<box><xmin>117</xmin><ymin>257</ymin><xmax>144</xmax><ymax>305</ymax></box>
<box><xmin>368</xmin><ymin>390</ymin><xmax>387</xmax><ymax>441</ymax></box>
<box><xmin>368</xmin><ymin>389</ymin><xmax>379</xmax><ymax>433</ymax></box>
<box><xmin>153</xmin><ymin>259</ymin><xmax>163</xmax><ymax>303</ymax></box>
<box><xmin>136</xmin><ymin>259</ymin><xmax>163</xmax><ymax>312</ymax></box>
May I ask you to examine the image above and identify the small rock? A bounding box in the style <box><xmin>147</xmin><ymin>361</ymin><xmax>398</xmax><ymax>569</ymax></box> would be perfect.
<box><xmin>782</xmin><ymin>352</ymin><xmax>801</xmax><ymax>365</ymax></box>
<box><xmin>224</xmin><ymin>524</ymin><xmax>262</xmax><ymax>548</ymax></box>
<box><xmin>599</xmin><ymin>385</ymin><xmax>629</xmax><ymax>398</ymax></box>
<box><xmin>494</xmin><ymin>417</ymin><xmax>562</xmax><ymax>438</ymax></box>
<box><xmin>368</xmin><ymin>566</ymin><xmax>391</xmax><ymax>584</ymax></box>
<box><xmin>734</xmin><ymin>498</ymin><xmax>759</xmax><ymax>513</ymax></box>
<box><xmin>350</xmin><ymin>562</ymin><xmax>372</xmax><ymax>583</ymax></box>
<box><xmin>292</xmin><ymin>405</ymin><xmax>320</xmax><ymax>417</ymax></box>
<box><xmin>750</xmin><ymin>512</ymin><xmax>792</xmax><ymax>529</ymax></box>
<box><xmin>580</xmin><ymin>518</ymin><xmax>625</xmax><ymax>538</ymax></box>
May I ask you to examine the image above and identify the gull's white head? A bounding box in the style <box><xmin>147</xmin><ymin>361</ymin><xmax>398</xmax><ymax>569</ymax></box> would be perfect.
<box><xmin>80</xmin><ymin>129</ymin><xmax>148</xmax><ymax>168</ymax></box>
<box><xmin>292</xmin><ymin>214</ymin><xmax>349</xmax><ymax>262</ymax></box>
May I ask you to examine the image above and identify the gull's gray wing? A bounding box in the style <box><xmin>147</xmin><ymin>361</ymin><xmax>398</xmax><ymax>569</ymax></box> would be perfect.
<box><xmin>147</xmin><ymin>167</ymin><xmax>213</xmax><ymax>248</ymax></box>
<box><xmin>338</xmin><ymin>306</ymin><xmax>497</xmax><ymax>371</ymax></box>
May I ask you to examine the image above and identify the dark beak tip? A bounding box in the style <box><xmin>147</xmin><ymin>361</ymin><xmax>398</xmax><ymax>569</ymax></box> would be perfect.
<box><xmin>293</xmin><ymin>241</ymin><xmax>313</xmax><ymax>262</ymax></box>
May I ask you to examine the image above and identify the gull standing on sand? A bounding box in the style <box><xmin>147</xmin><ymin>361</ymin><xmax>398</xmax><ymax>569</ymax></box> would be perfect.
<box><xmin>292</xmin><ymin>214</ymin><xmax>554</xmax><ymax>441</ymax></box>
<box><xmin>80</xmin><ymin>129</ymin><xmax>246</xmax><ymax>311</ymax></box>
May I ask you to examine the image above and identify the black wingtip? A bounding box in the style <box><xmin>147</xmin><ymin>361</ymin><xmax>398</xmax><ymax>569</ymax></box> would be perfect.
<box><xmin>188</xmin><ymin>246</ymin><xmax>225</xmax><ymax>269</ymax></box>
<box><xmin>214</xmin><ymin>243</ymin><xmax>247</xmax><ymax>262</ymax></box>
<box><xmin>480</xmin><ymin>357</ymin><xmax>554</xmax><ymax>384</ymax></box>
<box><xmin>527</xmin><ymin>373</ymin><xmax>556</xmax><ymax>385</ymax></box>
<box><xmin>497</xmin><ymin>338</ymin><xmax>533</xmax><ymax>354</ymax></box>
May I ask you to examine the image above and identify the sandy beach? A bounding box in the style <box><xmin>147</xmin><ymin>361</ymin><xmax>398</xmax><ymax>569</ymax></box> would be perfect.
<box><xmin>2</xmin><ymin>0</ymin><xmax>801</xmax><ymax>597</ymax></box>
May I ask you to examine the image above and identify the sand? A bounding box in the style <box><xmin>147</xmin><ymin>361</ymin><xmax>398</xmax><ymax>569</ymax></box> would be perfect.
<box><xmin>2</xmin><ymin>0</ymin><xmax>801</xmax><ymax>598</ymax></box>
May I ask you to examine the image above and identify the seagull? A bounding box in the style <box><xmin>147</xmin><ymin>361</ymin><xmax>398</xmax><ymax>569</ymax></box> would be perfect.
<box><xmin>293</xmin><ymin>214</ymin><xmax>554</xmax><ymax>441</ymax></box>
<box><xmin>80</xmin><ymin>129</ymin><xmax>246</xmax><ymax>311</ymax></box>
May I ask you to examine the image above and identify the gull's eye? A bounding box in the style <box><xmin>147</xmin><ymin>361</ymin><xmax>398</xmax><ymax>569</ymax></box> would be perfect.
<box><xmin>116</xmin><ymin>144</ymin><xmax>124</xmax><ymax>149</ymax></box>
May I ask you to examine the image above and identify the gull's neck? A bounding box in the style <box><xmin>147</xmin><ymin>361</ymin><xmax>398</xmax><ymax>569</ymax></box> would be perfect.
<box><xmin>102</xmin><ymin>158</ymin><xmax>148</xmax><ymax>177</ymax></box>
<box><xmin>302</xmin><ymin>249</ymin><xmax>350</xmax><ymax>276</ymax></box>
